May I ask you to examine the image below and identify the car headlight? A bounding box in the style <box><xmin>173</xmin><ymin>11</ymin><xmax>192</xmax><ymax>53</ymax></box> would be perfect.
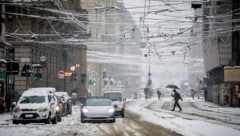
<box><xmin>108</xmin><ymin>107</ymin><xmax>115</xmax><ymax>113</ymax></box>
<box><xmin>56</xmin><ymin>106</ymin><xmax>60</xmax><ymax>111</ymax></box>
<box><xmin>13</xmin><ymin>107</ymin><xmax>20</xmax><ymax>113</ymax></box>
<box><xmin>82</xmin><ymin>107</ymin><xmax>88</xmax><ymax>113</ymax></box>
<box><xmin>117</xmin><ymin>104</ymin><xmax>123</xmax><ymax>108</ymax></box>
<box><xmin>39</xmin><ymin>107</ymin><xmax>48</xmax><ymax>112</ymax></box>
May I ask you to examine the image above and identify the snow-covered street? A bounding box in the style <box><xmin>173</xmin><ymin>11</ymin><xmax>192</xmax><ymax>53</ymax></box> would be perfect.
<box><xmin>127</xmin><ymin>97</ymin><xmax>240</xmax><ymax>136</ymax></box>
<box><xmin>1</xmin><ymin>96</ymin><xmax>240</xmax><ymax>136</ymax></box>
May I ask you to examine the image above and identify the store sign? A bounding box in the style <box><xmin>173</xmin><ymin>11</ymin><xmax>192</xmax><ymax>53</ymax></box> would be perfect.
<box><xmin>224</xmin><ymin>66</ymin><xmax>240</xmax><ymax>82</ymax></box>
<box><xmin>20</xmin><ymin>58</ymin><xmax>30</xmax><ymax>63</ymax></box>
<box><xmin>64</xmin><ymin>72</ymin><xmax>72</xmax><ymax>77</ymax></box>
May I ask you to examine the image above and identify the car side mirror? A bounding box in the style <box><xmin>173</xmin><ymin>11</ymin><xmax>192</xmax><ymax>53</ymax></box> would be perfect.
<box><xmin>12</xmin><ymin>102</ymin><xmax>17</xmax><ymax>108</ymax></box>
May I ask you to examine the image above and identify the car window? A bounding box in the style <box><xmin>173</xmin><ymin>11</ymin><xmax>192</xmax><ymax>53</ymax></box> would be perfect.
<box><xmin>19</xmin><ymin>96</ymin><xmax>45</xmax><ymax>104</ymax></box>
<box><xmin>85</xmin><ymin>98</ymin><xmax>111</xmax><ymax>106</ymax></box>
<box><xmin>104</xmin><ymin>93</ymin><xmax>122</xmax><ymax>101</ymax></box>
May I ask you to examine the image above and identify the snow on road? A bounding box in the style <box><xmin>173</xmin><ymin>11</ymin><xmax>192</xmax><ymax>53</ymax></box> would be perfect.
<box><xmin>126</xmin><ymin>97</ymin><xmax>240</xmax><ymax>136</ymax></box>
<box><xmin>0</xmin><ymin>97</ymin><xmax>240</xmax><ymax>136</ymax></box>
<box><xmin>0</xmin><ymin>106</ymin><xmax>101</xmax><ymax>136</ymax></box>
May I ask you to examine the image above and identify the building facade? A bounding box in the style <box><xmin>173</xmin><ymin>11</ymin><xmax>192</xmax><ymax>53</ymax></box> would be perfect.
<box><xmin>0</xmin><ymin>0</ymin><xmax>90</xmax><ymax>101</ymax></box>
<box><xmin>201</xmin><ymin>0</ymin><xmax>240</xmax><ymax>106</ymax></box>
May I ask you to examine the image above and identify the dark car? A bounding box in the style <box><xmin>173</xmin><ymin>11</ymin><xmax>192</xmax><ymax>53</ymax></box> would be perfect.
<box><xmin>56</xmin><ymin>92</ymin><xmax>72</xmax><ymax>115</ymax></box>
<box><xmin>55</xmin><ymin>95</ymin><xmax>66</xmax><ymax>121</ymax></box>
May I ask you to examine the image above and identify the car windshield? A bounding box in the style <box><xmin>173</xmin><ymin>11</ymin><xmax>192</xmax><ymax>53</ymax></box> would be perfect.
<box><xmin>104</xmin><ymin>93</ymin><xmax>122</xmax><ymax>101</ymax></box>
<box><xmin>19</xmin><ymin>96</ymin><xmax>45</xmax><ymax>104</ymax></box>
<box><xmin>85</xmin><ymin>98</ymin><xmax>111</xmax><ymax>106</ymax></box>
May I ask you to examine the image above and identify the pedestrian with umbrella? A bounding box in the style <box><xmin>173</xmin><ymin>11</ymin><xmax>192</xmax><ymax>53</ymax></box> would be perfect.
<box><xmin>171</xmin><ymin>89</ymin><xmax>183</xmax><ymax>112</ymax></box>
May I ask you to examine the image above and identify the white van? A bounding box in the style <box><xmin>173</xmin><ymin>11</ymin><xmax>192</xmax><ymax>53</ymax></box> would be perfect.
<box><xmin>103</xmin><ymin>91</ymin><xmax>125</xmax><ymax>118</ymax></box>
<box><xmin>12</xmin><ymin>87</ymin><xmax>58</xmax><ymax>124</ymax></box>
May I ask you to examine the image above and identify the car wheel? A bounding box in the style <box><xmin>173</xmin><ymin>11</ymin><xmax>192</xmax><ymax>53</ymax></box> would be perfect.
<box><xmin>44</xmin><ymin>114</ymin><xmax>51</xmax><ymax>124</ymax></box>
<box><xmin>122</xmin><ymin>111</ymin><xmax>125</xmax><ymax>118</ymax></box>
<box><xmin>57</xmin><ymin>114</ymin><xmax>62</xmax><ymax>122</ymax></box>
<box><xmin>52</xmin><ymin>114</ymin><xmax>57</xmax><ymax>124</ymax></box>
<box><xmin>12</xmin><ymin>120</ymin><xmax>19</xmax><ymax>124</ymax></box>
<box><xmin>81</xmin><ymin>117</ymin><xmax>85</xmax><ymax>123</ymax></box>
<box><xmin>112</xmin><ymin>118</ymin><xmax>116</xmax><ymax>123</ymax></box>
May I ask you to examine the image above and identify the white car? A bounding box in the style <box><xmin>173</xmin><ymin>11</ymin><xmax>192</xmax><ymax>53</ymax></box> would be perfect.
<box><xmin>81</xmin><ymin>96</ymin><xmax>115</xmax><ymax>123</ymax></box>
<box><xmin>103</xmin><ymin>91</ymin><xmax>125</xmax><ymax>118</ymax></box>
<box><xmin>12</xmin><ymin>87</ymin><xmax>58</xmax><ymax>124</ymax></box>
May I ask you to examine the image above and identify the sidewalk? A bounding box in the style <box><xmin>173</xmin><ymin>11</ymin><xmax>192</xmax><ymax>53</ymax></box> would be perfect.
<box><xmin>0</xmin><ymin>112</ymin><xmax>11</xmax><ymax>125</ymax></box>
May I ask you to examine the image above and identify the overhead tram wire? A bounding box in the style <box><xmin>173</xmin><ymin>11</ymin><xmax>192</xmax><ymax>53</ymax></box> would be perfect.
<box><xmin>3</xmin><ymin>2</ymin><xmax>238</xmax><ymax>44</ymax></box>
<box><xmin>3</xmin><ymin>1</ymin><xmax>238</xmax><ymax>21</ymax></box>
<box><xmin>6</xmin><ymin>12</ymin><xmax>238</xmax><ymax>44</ymax></box>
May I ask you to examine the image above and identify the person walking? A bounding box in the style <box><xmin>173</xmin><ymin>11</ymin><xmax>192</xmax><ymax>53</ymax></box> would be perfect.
<box><xmin>203</xmin><ymin>88</ymin><xmax>208</xmax><ymax>102</ymax></box>
<box><xmin>157</xmin><ymin>90</ymin><xmax>161</xmax><ymax>101</ymax></box>
<box><xmin>171</xmin><ymin>89</ymin><xmax>183</xmax><ymax>111</ymax></box>
<box><xmin>144</xmin><ymin>87</ymin><xmax>149</xmax><ymax>100</ymax></box>
<box><xmin>191</xmin><ymin>89</ymin><xmax>195</xmax><ymax>100</ymax></box>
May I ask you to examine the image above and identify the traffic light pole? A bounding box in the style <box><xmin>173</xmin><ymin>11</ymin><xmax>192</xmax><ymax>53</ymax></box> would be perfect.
<box><xmin>26</xmin><ymin>65</ymin><xmax>29</xmax><ymax>90</ymax></box>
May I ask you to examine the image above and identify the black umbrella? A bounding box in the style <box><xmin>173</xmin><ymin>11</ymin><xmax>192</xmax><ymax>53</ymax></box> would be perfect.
<box><xmin>166</xmin><ymin>84</ymin><xmax>179</xmax><ymax>89</ymax></box>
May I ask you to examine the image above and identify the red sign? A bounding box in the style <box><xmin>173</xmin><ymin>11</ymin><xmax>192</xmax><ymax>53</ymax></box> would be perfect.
<box><xmin>58</xmin><ymin>71</ymin><xmax>65</xmax><ymax>79</ymax></box>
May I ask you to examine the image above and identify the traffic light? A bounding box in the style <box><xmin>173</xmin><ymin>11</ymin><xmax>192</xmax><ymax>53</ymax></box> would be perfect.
<box><xmin>70</xmin><ymin>72</ymin><xmax>77</xmax><ymax>81</ymax></box>
<box><xmin>92</xmin><ymin>80</ymin><xmax>96</xmax><ymax>86</ymax></box>
<box><xmin>110</xmin><ymin>79</ymin><xmax>114</xmax><ymax>86</ymax></box>
<box><xmin>103</xmin><ymin>71</ymin><xmax>107</xmax><ymax>79</ymax></box>
<box><xmin>89</xmin><ymin>79</ymin><xmax>96</xmax><ymax>86</ymax></box>
<box><xmin>34</xmin><ymin>65</ymin><xmax>42</xmax><ymax>80</ymax></box>
<box><xmin>89</xmin><ymin>79</ymin><xmax>92</xmax><ymax>85</ymax></box>
<box><xmin>21</xmin><ymin>64</ymin><xmax>32</xmax><ymax>77</ymax></box>
<box><xmin>104</xmin><ymin>79</ymin><xmax>107</xmax><ymax>85</ymax></box>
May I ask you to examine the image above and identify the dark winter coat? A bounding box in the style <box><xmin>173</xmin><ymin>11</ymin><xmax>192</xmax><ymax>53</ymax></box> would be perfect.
<box><xmin>172</xmin><ymin>91</ymin><xmax>183</xmax><ymax>101</ymax></box>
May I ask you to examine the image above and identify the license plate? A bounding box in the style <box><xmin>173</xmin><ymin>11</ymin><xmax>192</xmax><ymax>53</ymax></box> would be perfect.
<box><xmin>25</xmin><ymin>114</ymin><xmax>33</xmax><ymax>118</ymax></box>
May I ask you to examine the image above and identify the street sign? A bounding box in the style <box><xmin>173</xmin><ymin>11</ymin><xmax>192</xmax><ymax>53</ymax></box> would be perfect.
<box><xmin>58</xmin><ymin>71</ymin><xmax>65</xmax><ymax>79</ymax></box>
<box><xmin>20</xmin><ymin>58</ymin><xmax>30</xmax><ymax>63</ymax></box>
<box><xmin>40</xmin><ymin>56</ymin><xmax>46</xmax><ymax>62</ymax></box>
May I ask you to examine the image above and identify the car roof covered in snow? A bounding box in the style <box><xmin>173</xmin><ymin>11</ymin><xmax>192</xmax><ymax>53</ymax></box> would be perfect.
<box><xmin>22</xmin><ymin>87</ymin><xmax>56</xmax><ymax>96</ymax></box>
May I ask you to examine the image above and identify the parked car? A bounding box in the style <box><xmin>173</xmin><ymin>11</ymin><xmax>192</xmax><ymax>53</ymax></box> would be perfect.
<box><xmin>12</xmin><ymin>87</ymin><xmax>58</xmax><ymax>124</ymax></box>
<box><xmin>80</xmin><ymin>96</ymin><xmax>115</xmax><ymax>123</ymax></box>
<box><xmin>55</xmin><ymin>92</ymin><xmax>72</xmax><ymax>115</ymax></box>
<box><xmin>103</xmin><ymin>91</ymin><xmax>125</xmax><ymax>118</ymax></box>
<box><xmin>55</xmin><ymin>95</ymin><xmax>65</xmax><ymax>121</ymax></box>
